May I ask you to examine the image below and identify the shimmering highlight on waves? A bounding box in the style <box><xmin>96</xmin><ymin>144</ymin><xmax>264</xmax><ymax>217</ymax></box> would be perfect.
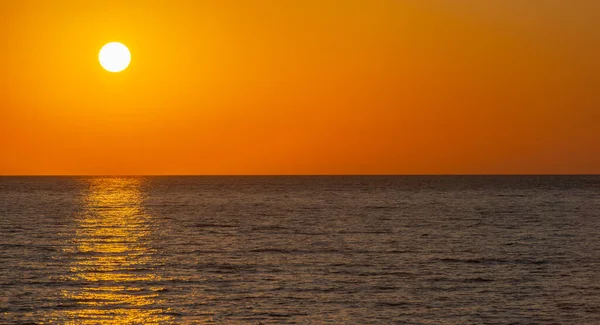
<box><xmin>47</xmin><ymin>178</ymin><xmax>174</xmax><ymax>324</ymax></box>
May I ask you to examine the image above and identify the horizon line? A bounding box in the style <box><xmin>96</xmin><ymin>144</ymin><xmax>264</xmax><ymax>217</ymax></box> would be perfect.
<box><xmin>0</xmin><ymin>174</ymin><xmax>598</xmax><ymax>177</ymax></box>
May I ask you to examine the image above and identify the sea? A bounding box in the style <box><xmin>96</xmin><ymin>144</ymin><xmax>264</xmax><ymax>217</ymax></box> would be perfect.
<box><xmin>0</xmin><ymin>176</ymin><xmax>599</xmax><ymax>324</ymax></box>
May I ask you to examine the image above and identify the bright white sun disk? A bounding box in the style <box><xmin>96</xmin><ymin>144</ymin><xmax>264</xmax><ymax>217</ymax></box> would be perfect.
<box><xmin>99</xmin><ymin>42</ymin><xmax>131</xmax><ymax>72</ymax></box>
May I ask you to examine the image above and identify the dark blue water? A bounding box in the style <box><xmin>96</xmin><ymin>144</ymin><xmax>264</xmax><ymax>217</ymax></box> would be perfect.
<box><xmin>1</xmin><ymin>176</ymin><xmax>599</xmax><ymax>324</ymax></box>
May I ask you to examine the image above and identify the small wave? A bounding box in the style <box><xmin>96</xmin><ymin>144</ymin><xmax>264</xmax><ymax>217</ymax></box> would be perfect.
<box><xmin>247</xmin><ymin>248</ymin><xmax>346</xmax><ymax>254</ymax></box>
<box><xmin>192</xmin><ymin>223</ymin><xmax>237</xmax><ymax>228</ymax></box>
<box><xmin>189</xmin><ymin>249</ymin><xmax>225</xmax><ymax>254</ymax></box>
<box><xmin>248</xmin><ymin>248</ymin><xmax>298</xmax><ymax>253</ymax></box>
<box><xmin>465</xmin><ymin>277</ymin><xmax>494</xmax><ymax>283</ymax></box>
<box><xmin>377</xmin><ymin>301</ymin><xmax>411</xmax><ymax>307</ymax></box>
<box><xmin>434</xmin><ymin>257</ymin><xmax>490</xmax><ymax>264</ymax></box>
<box><xmin>433</xmin><ymin>257</ymin><xmax>549</xmax><ymax>265</ymax></box>
<box><xmin>337</xmin><ymin>230</ymin><xmax>393</xmax><ymax>234</ymax></box>
<box><xmin>372</xmin><ymin>286</ymin><xmax>398</xmax><ymax>291</ymax></box>
<box><xmin>251</xmin><ymin>225</ymin><xmax>289</xmax><ymax>231</ymax></box>
<box><xmin>366</xmin><ymin>205</ymin><xmax>400</xmax><ymax>210</ymax></box>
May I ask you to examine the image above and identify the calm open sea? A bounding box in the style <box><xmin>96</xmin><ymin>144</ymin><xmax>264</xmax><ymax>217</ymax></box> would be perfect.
<box><xmin>0</xmin><ymin>176</ymin><xmax>599</xmax><ymax>324</ymax></box>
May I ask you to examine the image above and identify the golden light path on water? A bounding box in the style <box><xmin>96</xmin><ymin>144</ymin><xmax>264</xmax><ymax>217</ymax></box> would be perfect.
<box><xmin>48</xmin><ymin>178</ymin><xmax>174</xmax><ymax>324</ymax></box>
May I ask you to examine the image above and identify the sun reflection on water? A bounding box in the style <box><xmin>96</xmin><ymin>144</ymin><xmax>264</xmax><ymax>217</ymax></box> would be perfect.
<box><xmin>49</xmin><ymin>177</ymin><xmax>174</xmax><ymax>324</ymax></box>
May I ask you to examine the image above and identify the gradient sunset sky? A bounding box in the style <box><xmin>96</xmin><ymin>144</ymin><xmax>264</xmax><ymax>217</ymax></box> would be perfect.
<box><xmin>1</xmin><ymin>1</ymin><xmax>599</xmax><ymax>175</ymax></box>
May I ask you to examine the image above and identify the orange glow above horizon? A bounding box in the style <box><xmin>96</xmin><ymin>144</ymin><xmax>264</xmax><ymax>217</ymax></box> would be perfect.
<box><xmin>1</xmin><ymin>0</ymin><xmax>599</xmax><ymax>175</ymax></box>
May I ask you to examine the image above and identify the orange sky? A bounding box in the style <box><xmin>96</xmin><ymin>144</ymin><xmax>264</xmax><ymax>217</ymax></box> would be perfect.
<box><xmin>1</xmin><ymin>0</ymin><xmax>599</xmax><ymax>175</ymax></box>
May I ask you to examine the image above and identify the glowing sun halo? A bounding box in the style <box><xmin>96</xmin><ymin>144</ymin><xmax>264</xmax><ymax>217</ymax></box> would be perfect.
<box><xmin>99</xmin><ymin>42</ymin><xmax>131</xmax><ymax>72</ymax></box>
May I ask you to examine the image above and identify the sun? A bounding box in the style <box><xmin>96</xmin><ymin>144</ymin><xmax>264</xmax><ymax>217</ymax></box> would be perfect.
<box><xmin>99</xmin><ymin>42</ymin><xmax>131</xmax><ymax>72</ymax></box>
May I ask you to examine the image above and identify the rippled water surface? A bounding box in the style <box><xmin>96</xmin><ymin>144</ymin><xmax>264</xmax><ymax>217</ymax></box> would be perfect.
<box><xmin>1</xmin><ymin>176</ymin><xmax>599</xmax><ymax>324</ymax></box>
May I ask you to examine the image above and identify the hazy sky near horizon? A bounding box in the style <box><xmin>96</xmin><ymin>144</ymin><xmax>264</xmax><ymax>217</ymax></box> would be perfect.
<box><xmin>1</xmin><ymin>0</ymin><xmax>599</xmax><ymax>175</ymax></box>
